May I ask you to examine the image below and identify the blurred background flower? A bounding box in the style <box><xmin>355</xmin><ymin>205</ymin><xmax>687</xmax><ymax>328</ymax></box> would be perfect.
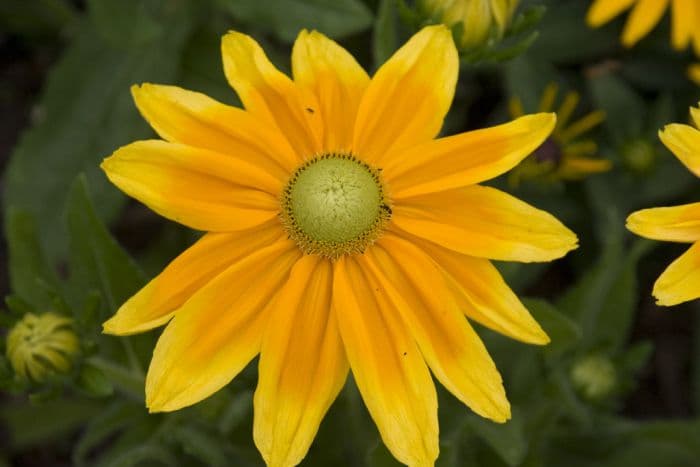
<box><xmin>586</xmin><ymin>0</ymin><xmax>700</xmax><ymax>54</ymax></box>
<box><xmin>508</xmin><ymin>82</ymin><xmax>610</xmax><ymax>186</ymax></box>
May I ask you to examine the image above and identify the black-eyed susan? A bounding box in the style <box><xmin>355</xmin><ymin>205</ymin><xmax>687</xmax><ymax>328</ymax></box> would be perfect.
<box><xmin>423</xmin><ymin>0</ymin><xmax>519</xmax><ymax>48</ymax></box>
<box><xmin>586</xmin><ymin>0</ymin><xmax>700</xmax><ymax>54</ymax></box>
<box><xmin>627</xmin><ymin>102</ymin><xmax>700</xmax><ymax>306</ymax></box>
<box><xmin>508</xmin><ymin>82</ymin><xmax>610</xmax><ymax>186</ymax></box>
<box><xmin>101</xmin><ymin>26</ymin><xmax>577</xmax><ymax>466</ymax></box>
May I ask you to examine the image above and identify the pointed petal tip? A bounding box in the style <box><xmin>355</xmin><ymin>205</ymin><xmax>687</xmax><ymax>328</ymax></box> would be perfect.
<box><xmin>652</xmin><ymin>280</ymin><xmax>698</xmax><ymax>307</ymax></box>
<box><xmin>485</xmin><ymin>397</ymin><xmax>512</xmax><ymax>424</ymax></box>
<box><xmin>651</xmin><ymin>285</ymin><xmax>683</xmax><ymax>307</ymax></box>
<box><xmin>528</xmin><ymin>327</ymin><xmax>551</xmax><ymax>346</ymax></box>
<box><xmin>526</xmin><ymin>111</ymin><xmax>557</xmax><ymax>142</ymax></box>
<box><xmin>101</xmin><ymin>318</ymin><xmax>119</xmax><ymax>335</ymax></box>
<box><xmin>625</xmin><ymin>212</ymin><xmax>640</xmax><ymax>235</ymax></box>
<box><xmin>145</xmin><ymin>391</ymin><xmax>185</xmax><ymax>413</ymax></box>
<box><xmin>146</xmin><ymin>397</ymin><xmax>174</xmax><ymax>414</ymax></box>
<box><xmin>555</xmin><ymin>227</ymin><xmax>580</xmax><ymax>258</ymax></box>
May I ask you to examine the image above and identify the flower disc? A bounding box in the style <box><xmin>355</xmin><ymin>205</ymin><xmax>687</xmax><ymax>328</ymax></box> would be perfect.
<box><xmin>281</xmin><ymin>154</ymin><xmax>390</xmax><ymax>258</ymax></box>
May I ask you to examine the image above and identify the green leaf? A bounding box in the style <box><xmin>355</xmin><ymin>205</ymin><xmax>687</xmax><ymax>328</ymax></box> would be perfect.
<box><xmin>523</xmin><ymin>298</ymin><xmax>581</xmax><ymax>357</ymax></box>
<box><xmin>556</xmin><ymin>219</ymin><xmax>624</xmax><ymax>347</ymax></box>
<box><xmin>73</xmin><ymin>402</ymin><xmax>146</xmax><ymax>466</ymax></box>
<box><xmin>367</xmin><ymin>442</ymin><xmax>401</xmax><ymax>467</ymax></box>
<box><xmin>77</xmin><ymin>362</ymin><xmax>115</xmax><ymax>398</ymax></box>
<box><xmin>373</xmin><ymin>0</ymin><xmax>399</xmax><ymax>68</ymax></box>
<box><xmin>0</xmin><ymin>0</ymin><xmax>77</xmax><ymax>37</ymax></box>
<box><xmin>465</xmin><ymin>409</ymin><xmax>527</xmax><ymax>467</ymax></box>
<box><xmin>597</xmin><ymin>420</ymin><xmax>700</xmax><ymax>467</ymax></box>
<box><xmin>5</xmin><ymin>208</ymin><xmax>59</xmax><ymax>310</ymax></box>
<box><xmin>589</xmin><ymin>72</ymin><xmax>645</xmax><ymax>144</ymax></box>
<box><xmin>693</xmin><ymin>306</ymin><xmax>700</xmax><ymax>412</ymax></box>
<box><xmin>528</xmin><ymin>0</ymin><xmax>619</xmax><ymax>63</ymax></box>
<box><xmin>102</xmin><ymin>444</ymin><xmax>178</xmax><ymax>467</ymax></box>
<box><xmin>504</xmin><ymin>55</ymin><xmax>559</xmax><ymax>114</ymax></box>
<box><xmin>215</xmin><ymin>0</ymin><xmax>373</xmax><ymax>42</ymax></box>
<box><xmin>596</xmin><ymin>239</ymin><xmax>653</xmax><ymax>351</ymax></box>
<box><xmin>169</xmin><ymin>425</ymin><xmax>231</xmax><ymax>467</ymax></box>
<box><xmin>218</xmin><ymin>389</ymin><xmax>253</xmax><ymax>435</ymax></box>
<box><xmin>84</xmin><ymin>357</ymin><xmax>144</xmax><ymax>402</ymax></box>
<box><xmin>64</xmin><ymin>175</ymin><xmax>146</xmax><ymax>316</ymax></box>
<box><xmin>0</xmin><ymin>399</ymin><xmax>102</xmax><ymax>450</ymax></box>
<box><xmin>87</xmin><ymin>0</ymin><xmax>161</xmax><ymax>49</ymax></box>
<box><xmin>179</xmin><ymin>23</ymin><xmax>240</xmax><ymax>106</ymax></box>
<box><xmin>3</xmin><ymin>0</ymin><xmax>194</xmax><ymax>263</ymax></box>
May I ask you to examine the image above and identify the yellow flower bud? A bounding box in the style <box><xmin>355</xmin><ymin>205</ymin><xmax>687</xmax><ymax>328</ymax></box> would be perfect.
<box><xmin>424</xmin><ymin>0</ymin><xmax>519</xmax><ymax>48</ymax></box>
<box><xmin>6</xmin><ymin>312</ymin><xmax>79</xmax><ymax>383</ymax></box>
<box><xmin>570</xmin><ymin>354</ymin><xmax>617</xmax><ymax>400</ymax></box>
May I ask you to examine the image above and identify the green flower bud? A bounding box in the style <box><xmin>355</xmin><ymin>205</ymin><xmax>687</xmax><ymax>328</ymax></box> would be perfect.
<box><xmin>6</xmin><ymin>312</ymin><xmax>79</xmax><ymax>383</ymax></box>
<box><xmin>622</xmin><ymin>139</ymin><xmax>656</xmax><ymax>173</ymax></box>
<box><xmin>570</xmin><ymin>354</ymin><xmax>617</xmax><ymax>400</ymax></box>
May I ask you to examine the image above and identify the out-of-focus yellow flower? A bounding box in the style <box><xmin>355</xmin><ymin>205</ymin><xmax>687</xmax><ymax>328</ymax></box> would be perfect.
<box><xmin>627</xmin><ymin>102</ymin><xmax>700</xmax><ymax>306</ymax></box>
<box><xmin>508</xmin><ymin>83</ymin><xmax>611</xmax><ymax>186</ymax></box>
<box><xmin>6</xmin><ymin>312</ymin><xmax>79</xmax><ymax>382</ymax></box>
<box><xmin>570</xmin><ymin>354</ymin><xmax>617</xmax><ymax>400</ymax></box>
<box><xmin>587</xmin><ymin>0</ymin><xmax>700</xmax><ymax>55</ymax></box>
<box><xmin>690</xmin><ymin>64</ymin><xmax>700</xmax><ymax>85</ymax></box>
<box><xmin>423</xmin><ymin>0</ymin><xmax>519</xmax><ymax>48</ymax></box>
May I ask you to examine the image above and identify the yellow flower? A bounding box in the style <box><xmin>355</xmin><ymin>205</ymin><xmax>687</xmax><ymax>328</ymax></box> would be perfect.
<box><xmin>587</xmin><ymin>0</ymin><xmax>700</xmax><ymax>54</ymax></box>
<box><xmin>627</xmin><ymin>102</ymin><xmax>700</xmax><ymax>306</ymax></box>
<box><xmin>423</xmin><ymin>0</ymin><xmax>519</xmax><ymax>48</ymax></box>
<box><xmin>508</xmin><ymin>83</ymin><xmax>611</xmax><ymax>185</ymax></box>
<box><xmin>102</xmin><ymin>26</ymin><xmax>577</xmax><ymax>466</ymax></box>
<box><xmin>6</xmin><ymin>312</ymin><xmax>79</xmax><ymax>382</ymax></box>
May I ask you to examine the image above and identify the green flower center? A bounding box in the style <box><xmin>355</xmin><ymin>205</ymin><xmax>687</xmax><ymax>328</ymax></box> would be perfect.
<box><xmin>281</xmin><ymin>153</ymin><xmax>390</xmax><ymax>259</ymax></box>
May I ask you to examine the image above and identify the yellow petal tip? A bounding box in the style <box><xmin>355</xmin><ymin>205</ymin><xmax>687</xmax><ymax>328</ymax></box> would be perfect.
<box><xmin>530</xmin><ymin>329</ymin><xmax>551</xmax><ymax>346</ymax></box>
<box><xmin>101</xmin><ymin>318</ymin><xmax>118</xmax><ymax>335</ymax></box>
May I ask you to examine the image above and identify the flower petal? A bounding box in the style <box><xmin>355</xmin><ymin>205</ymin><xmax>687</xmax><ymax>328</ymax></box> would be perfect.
<box><xmin>392</xmin><ymin>185</ymin><xmax>578</xmax><ymax>262</ymax></box>
<box><xmin>254</xmin><ymin>256</ymin><xmax>348</xmax><ymax>467</ymax></box>
<box><xmin>659</xmin><ymin>123</ymin><xmax>700</xmax><ymax>177</ymax></box>
<box><xmin>653</xmin><ymin>242</ymin><xmax>700</xmax><ymax>306</ymax></box>
<box><xmin>411</xmin><ymin>236</ymin><xmax>549</xmax><ymax>344</ymax></box>
<box><xmin>622</xmin><ymin>0</ymin><xmax>669</xmax><ymax>47</ymax></box>
<box><xmin>353</xmin><ymin>25</ymin><xmax>458</xmax><ymax>164</ymax></box>
<box><xmin>384</xmin><ymin>114</ymin><xmax>556</xmax><ymax>198</ymax></box>
<box><xmin>333</xmin><ymin>257</ymin><xmax>439</xmax><ymax>467</ymax></box>
<box><xmin>671</xmin><ymin>0</ymin><xmax>695</xmax><ymax>50</ymax></box>
<box><xmin>131</xmin><ymin>83</ymin><xmax>299</xmax><ymax>176</ymax></box>
<box><xmin>586</xmin><ymin>0</ymin><xmax>636</xmax><ymax>27</ymax></box>
<box><xmin>102</xmin><ymin>140</ymin><xmax>279</xmax><ymax>232</ymax></box>
<box><xmin>221</xmin><ymin>31</ymin><xmax>322</xmax><ymax>157</ymax></box>
<box><xmin>691</xmin><ymin>104</ymin><xmax>700</xmax><ymax>128</ymax></box>
<box><xmin>103</xmin><ymin>222</ymin><xmax>284</xmax><ymax>335</ymax></box>
<box><xmin>626</xmin><ymin>203</ymin><xmax>700</xmax><ymax>242</ymax></box>
<box><xmin>362</xmin><ymin>235</ymin><xmax>511</xmax><ymax>422</ymax></box>
<box><xmin>292</xmin><ymin>30</ymin><xmax>370</xmax><ymax>151</ymax></box>
<box><xmin>146</xmin><ymin>239</ymin><xmax>301</xmax><ymax>412</ymax></box>
<box><xmin>558</xmin><ymin>157</ymin><xmax>612</xmax><ymax>179</ymax></box>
